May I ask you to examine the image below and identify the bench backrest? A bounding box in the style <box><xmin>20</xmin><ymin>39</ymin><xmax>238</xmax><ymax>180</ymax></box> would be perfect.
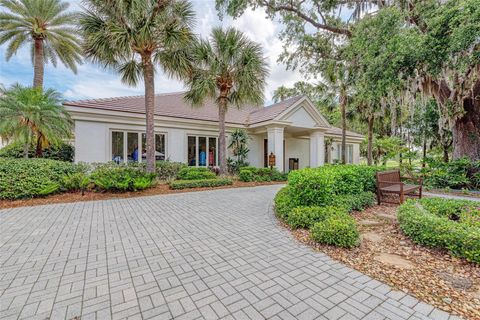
<box><xmin>376</xmin><ymin>170</ymin><xmax>401</xmax><ymax>185</ymax></box>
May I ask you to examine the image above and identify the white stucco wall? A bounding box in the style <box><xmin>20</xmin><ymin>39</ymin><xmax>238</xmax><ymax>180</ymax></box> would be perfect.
<box><xmin>246</xmin><ymin>134</ymin><xmax>264</xmax><ymax>168</ymax></box>
<box><xmin>74</xmin><ymin>121</ymin><xmax>108</xmax><ymax>163</ymax></box>
<box><xmin>285</xmin><ymin>137</ymin><xmax>310</xmax><ymax>171</ymax></box>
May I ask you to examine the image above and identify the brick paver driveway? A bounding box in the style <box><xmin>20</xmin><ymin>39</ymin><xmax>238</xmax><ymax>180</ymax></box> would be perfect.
<box><xmin>1</xmin><ymin>185</ymin><xmax>457</xmax><ymax>320</ymax></box>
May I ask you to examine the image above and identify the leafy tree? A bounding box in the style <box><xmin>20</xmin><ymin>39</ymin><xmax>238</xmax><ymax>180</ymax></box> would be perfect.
<box><xmin>80</xmin><ymin>0</ymin><xmax>195</xmax><ymax>173</ymax></box>
<box><xmin>228</xmin><ymin>128</ymin><xmax>250</xmax><ymax>164</ymax></box>
<box><xmin>0</xmin><ymin>0</ymin><xmax>82</xmax><ymax>89</ymax></box>
<box><xmin>184</xmin><ymin>27</ymin><xmax>268</xmax><ymax>174</ymax></box>
<box><xmin>0</xmin><ymin>84</ymin><xmax>72</xmax><ymax>158</ymax></box>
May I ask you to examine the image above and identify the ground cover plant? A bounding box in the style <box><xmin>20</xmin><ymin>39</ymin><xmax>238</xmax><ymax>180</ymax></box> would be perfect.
<box><xmin>169</xmin><ymin>178</ymin><xmax>232</xmax><ymax>190</ymax></box>
<box><xmin>398</xmin><ymin>198</ymin><xmax>480</xmax><ymax>264</ymax></box>
<box><xmin>176</xmin><ymin>167</ymin><xmax>217</xmax><ymax>180</ymax></box>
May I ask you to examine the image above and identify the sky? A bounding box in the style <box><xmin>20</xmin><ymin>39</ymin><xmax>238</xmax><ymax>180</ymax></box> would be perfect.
<box><xmin>0</xmin><ymin>0</ymin><xmax>306</xmax><ymax>104</ymax></box>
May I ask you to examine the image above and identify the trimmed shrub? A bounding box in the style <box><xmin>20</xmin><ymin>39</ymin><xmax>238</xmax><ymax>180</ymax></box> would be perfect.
<box><xmin>273</xmin><ymin>186</ymin><xmax>298</xmax><ymax>219</ymax></box>
<box><xmin>0</xmin><ymin>142</ymin><xmax>75</xmax><ymax>162</ymax></box>
<box><xmin>311</xmin><ymin>215</ymin><xmax>360</xmax><ymax>248</ymax></box>
<box><xmin>90</xmin><ymin>163</ymin><xmax>156</xmax><ymax>192</ymax></box>
<box><xmin>287</xmin><ymin>165</ymin><xmax>381</xmax><ymax>207</ymax></box>
<box><xmin>398</xmin><ymin>198</ymin><xmax>480</xmax><ymax>264</ymax></box>
<box><xmin>62</xmin><ymin>171</ymin><xmax>91</xmax><ymax>195</ymax></box>
<box><xmin>331</xmin><ymin>192</ymin><xmax>377</xmax><ymax>212</ymax></box>
<box><xmin>286</xmin><ymin>206</ymin><xmax>348</xmax><ymax>229</ymax></box>
<box><xmin>0</xmin><ymin>158</ymin><xmax>79</xmax><ymax>199</ymax></box>
<box><xmin>169</xmin><ymin>178</ymin><xmax>232</xmax><ymax>190</ymax></box>
<box><xmin>156</xmin><ymin>161</ymin><xmax>186</xmax><ymax>181</ymax></box>
<box><xmin>239</xmin><ymin>167</ymin><xmax>287</xmax><ymax>182</ymax></box>
<box><xmin>177</xmin><ymin>167</ymin><xmax>216</xmax><ymax>180</ymax></box>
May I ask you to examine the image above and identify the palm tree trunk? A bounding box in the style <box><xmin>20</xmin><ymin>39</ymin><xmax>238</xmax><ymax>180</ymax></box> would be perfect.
<box><xmin>35</xmin><ymin>133</ymin><xmax>43</xmax><ymax>157</ymax></box>
<box><xmin>218</xmin><ymin>98</ymin><xmax>227</xmax><ymax>175</ymax></box>
<box><xmin>143</xmin><ymin>55</ymin><xmax>156</xmax><ymax>173</ymax></box>
<box><xmin>367</xmin><ymin>116</ymin><xmax>374</xmax><ymax>166</ymax></box>
<box><xmin>33</xmin><ymin>38</ymin><xmax>44</xmax><ymax>89</ymax></box>
<box><xmin>340</xmin><ymin>93</ymin><xmax>347</xmax><ymax>164</ymax></box>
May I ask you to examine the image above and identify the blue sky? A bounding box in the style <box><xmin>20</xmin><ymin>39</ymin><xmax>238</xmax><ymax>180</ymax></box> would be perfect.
<box><xmin>0</xmin><ymin>0</ymin><xmax>306</xmax><ymax>104</ymax></box>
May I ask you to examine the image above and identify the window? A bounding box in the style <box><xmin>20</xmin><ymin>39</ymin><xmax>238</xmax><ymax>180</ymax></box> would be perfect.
<box><xmin>112</xmin><ymin>131</ymin><xmax>165</xmax><ymax>163</ymax></box>
<box><xmin>112</xmin><ymin>131</ymin><xmax>124</xmax><ymax>163</ymax></box>
<box><xmin>337</xmin><ymin>144</ymin><xmax>354</xmax><ymax>164</ymax></box>
<box><xmin>187</xmin><ymin>135</ymin><xmax>217</xmax><ymax>167</ymax></box>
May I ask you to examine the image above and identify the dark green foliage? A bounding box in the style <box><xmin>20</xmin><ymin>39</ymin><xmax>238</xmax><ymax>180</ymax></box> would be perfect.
<box><xmin>421</xmin><ymin>158</ymin><xmax>480</xmax><ymax>190</ymax></box>
<box><xmin>0</xmin><ymin>158</ymin><xmax>78</xmax><ymax>199</ymax></box>
<box><xmin>286</xmin><ymin>206</ymin><xmax>348</xmax><ymax>229</ymax></box>
<box><xmin>90</xmin><ymin>163</ymin><xmax>156</xmax><ymax>192</ymax></box>
<box><xmin>238</xmin><ymin>167</ymin><xmax>287</xmax><ymax>182</ymax></box>
<box><xmin>0</xmin><ymin>142</ymin><xmax>75</xmax><ymax>162</ymax></box>
<box><xmin>287</xmin><ymin>165</ymin><xmax>380</xmax><ymax>207</ymax></box>
<box><xmin>169</xmin><ymin>178</ymin><xmax>232</xmax><ymax>190</ymax></box>
<box><xmin>273</xmin><ymin>186</ymin><xmax>298</xmax><ymax>220</ymax></box>
<box><xmin>62</xmin><ymin>171</ymin><xmax>91</xmax><ymax>195</ymax></box>
<box><xmin>311</xmin><ymin>215</ymin><xmax>360</xmax><ymax>248</ymax></box>
<box><xmin>330</xmin><ymin>192</ymin><xmax>376</xmax><ymax>212</ymax></box>
<box><xmin>398</xmin><ymin>199</ymin><xmax>480</xmax><ymax>264</ymax></box>
<box><xmin>156</xmin><ymin>161</ymin><xmax>187</xmax><ymax>181</ymax></box>
<box><xmin>177</xmin><ymin>167</ymin><xmax>217</xmax><ymax>180</ymax></box>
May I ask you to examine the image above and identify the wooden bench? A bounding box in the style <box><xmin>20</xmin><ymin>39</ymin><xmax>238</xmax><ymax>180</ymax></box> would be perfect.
<box><xmin>376</xmin><ymin>170</ymin><xmax>422</xmax><ymax>204</ymax></box>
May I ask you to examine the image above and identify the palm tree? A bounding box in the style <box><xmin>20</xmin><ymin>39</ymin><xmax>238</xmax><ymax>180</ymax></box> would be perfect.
<box><xmin>80</xmin><ymin>0</ymin><xmax>195</xmax><ymax>173</ymax></box>
<box><xmin>0</xmin><ymin>84</ymin><xmax>72</xmax><ymax>158</ymax></box>
<box><xmin>0</xmin><ymin>0</ymin><xmax>82</xmax><ymax>89</ymax></box>
<box><xmin>272</xmin><ymin>86</ymin><xmax>291</xmax><ymax>103</ymax></box>
<box><xmin>184</xmin><ymin>27</ymin><xmax>268</xmax><ymax>174</ymax></box>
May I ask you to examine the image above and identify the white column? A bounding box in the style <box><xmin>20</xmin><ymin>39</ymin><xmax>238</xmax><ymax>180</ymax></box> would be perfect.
<box><xmin>353</xmin><ymin>143</ymin><xmax>360</xmax><ymax>164</ymax></box>
<box><xmin>267</xmin><ymin>127</ymin><xmax>284</xmax><ymax>172</ymax></box>
<box><xmin>309</xmin><ymin>131</ymin><xmax>325</xmax><ymax>167</ymax></box>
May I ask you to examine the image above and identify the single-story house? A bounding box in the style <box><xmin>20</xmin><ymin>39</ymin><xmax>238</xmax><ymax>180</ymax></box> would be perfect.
<box><xmin>64</xmin><ymin>93</ymin><xmax>364</xmax><ymax>172</ymax></box>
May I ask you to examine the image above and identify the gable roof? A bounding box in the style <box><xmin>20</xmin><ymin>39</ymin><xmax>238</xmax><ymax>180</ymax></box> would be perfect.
<box><xmin>64</xmin><ymin>92</ymin><xmax>303</xmax><ymax>125</ymax></box>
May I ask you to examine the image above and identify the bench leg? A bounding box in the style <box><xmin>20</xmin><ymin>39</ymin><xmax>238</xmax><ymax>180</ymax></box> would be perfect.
<box><xmin>419</xmin><ymin>186</ymin><xmax>422</xmax><ymax>199</ymax></box>
<box><xmin>400</xmin><ymin>192</ymin><xmax>404</xmax><ymax>204</ymax></box>
<box><xmin>377</xmin><ymin>190</ymin><xmax>381</xmax><ymax>205</ymax></box>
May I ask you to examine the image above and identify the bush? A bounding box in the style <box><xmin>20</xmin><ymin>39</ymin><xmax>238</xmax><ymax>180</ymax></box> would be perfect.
<box><xmin>273</xmin><ymin>186</ymin><xmax>298</xmax><ymax>219</ymax></box>
<box><xmin>90</xmin><ymin>163</ymin><xmax>156</xmax><ymax>192</ymax></box>
<box><xmin>156</xmin><ymin>161</ymin><xmax>186</xmax><ymax>181</ymax></box>
<box><xmin>62</xmin><ymin>171</ymin><xmax>91</xmax><ymax>195</ymax></box>
<box><xmin>0</xmin><ymin>142</ymin><xmax>75</xmax><ymax>162</ymax></box>
<box><xmin>0</xmin><ymin>158</ymin><xmax>79</xmax><ymax>199</ymax></box>
<box><xmin>238</xmin><ymin>167</ymin><xmax>287</xmax><ymax>182</ymax></box>
<box><xmin>286</xmin><ymin>206</ymin><xmax>348</xmax><ymax>229</ymax></box>
<box><xmin>421</xmin><ymin>157</ymin><xmax>480</xmax><ymax>190</ymax></box>
<box><xmin>169</xmin><ymin>178</ymin><xmax>232</xmax><ymax>190</ymax></box>
<box><xmin>311</xmin><ymin>215</ymin><xmax>360</xmax><ymax>248</ymax></box>
<box><xmin>177</xmin><ymin>167</ymin><xmax>216</xmax><ymax>180</ymax></box>
<box><xmin>398</xmin><ymin>198</ymin><xmax>480</xmax><ymax>264</ymax></box>
<box><xmin>287</xmin><ymin>165</ymin><xmax>381</xmax><ymax>207</ymax></box>
<box><xmin>331</xmin><ymin>192</ymin><xmax>377</xmax><ymax>212</ymax></box>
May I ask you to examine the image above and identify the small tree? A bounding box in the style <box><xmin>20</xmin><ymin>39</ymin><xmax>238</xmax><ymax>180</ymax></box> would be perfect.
<box><xmin>0</xmin><ymin>0</ymin><xmax>82</xmax><ymax>89</ymax></box>
<box><xmin>0</xmin><ymin>84</ymin><xmax>72</xmax><ymax>158</ymax></box>
<box><xmin>228</xmin><ymin>128</ymin><xmax>250</xmax><ymax>167</ymax></box>
<box><xmin>184</xmin><ymin>27</ymin><xmax>268</xmax><ymax>174</ymax></box>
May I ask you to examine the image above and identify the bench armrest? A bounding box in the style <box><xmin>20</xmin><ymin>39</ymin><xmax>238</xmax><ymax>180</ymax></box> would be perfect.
<box><xmin>401</xmin><ymin>176</ymin><xmax>423</xmax><ymax>185</ymax></box>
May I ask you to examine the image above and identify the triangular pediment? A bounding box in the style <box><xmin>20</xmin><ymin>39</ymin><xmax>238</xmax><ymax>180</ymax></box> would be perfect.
<box><xmin>276</xmin><ymin>97</ymin><xmax>330</xmax><ymax>128</ymax></box>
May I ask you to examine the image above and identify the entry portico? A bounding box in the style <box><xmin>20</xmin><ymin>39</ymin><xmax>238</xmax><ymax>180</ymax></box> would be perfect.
<box><xmin>64</xmin><ymin>93</ymin><xmax>363</xmax><ymax>171</ymax></box>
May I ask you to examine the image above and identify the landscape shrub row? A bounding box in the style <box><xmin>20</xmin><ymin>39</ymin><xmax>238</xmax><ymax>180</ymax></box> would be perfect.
<box><xmin>0</xmin><ymin>142</ymin><xmax>75</xmax><ymax>162</ymax></box>
<box><xmin>397</xmin><ymin>198</ymin><xmax>480</xmax><ymax>264</ymax></box>
<box><xmin>238</xmin><ymin>167</ymin><xmax>287</xmax><ymax>182</ymax></box>
<box><xmin>176</xmin><ymin>167</ymin><xmax>217</xmax><ymax>180</ymax></box>
<box><xmin>273</xmin><ymin>165</ymin><xmax>378</xmax><ymax>248</ymax></box>
<box><xmin>169</xmin><ymin>178</ymin><xmax>232</xmax><ymax>190</ymax></box>
<box><xmin>0</xmin><ymin>159</ymin><xmax>158</xmax><ymax>199</ymax></box>
<box><xmin>421</xmin><ymin>158</ymin><xmax>480</xmax><ymax>190</ymax></box>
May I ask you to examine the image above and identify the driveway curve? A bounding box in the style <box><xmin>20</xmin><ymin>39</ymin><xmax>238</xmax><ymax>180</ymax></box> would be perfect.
<box><xmin>0</xmin><ymin>185</ymin><xmax>458</xmax><ymax>320</ymax></box>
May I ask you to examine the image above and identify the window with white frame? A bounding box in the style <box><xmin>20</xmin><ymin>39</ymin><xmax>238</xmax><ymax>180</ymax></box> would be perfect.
<box><xmin>111</xmin><ymin>131</ymin><xmax>165</xmax><ymax>163</ymax></box>
<box><xmin>187</xmin><ymin>135</ymin><xmax>217</xmax><ymax>167</ymax></box>
<box><xmin>337</xmin><ymin>144</ymin><xmax>354</xmax><ymax>164</ymax></box>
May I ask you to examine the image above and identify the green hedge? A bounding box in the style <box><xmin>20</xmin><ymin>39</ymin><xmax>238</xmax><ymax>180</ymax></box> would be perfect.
<box><xmin>0</xmin><ymin>158</ymin><xmax>79</xmax><ymax>199</ymax></box>
<box><xmin>311</xmin><ymin>215</ymin><xmax>360</xmax><ymax>248</ymax></box>
<box><xmin>398</xmin><ymin>198</ymin><xmax>480</xmax><ymax>264</ymax></box>
<box><xmin>286</xmin><ymin>205</ymin><xmax>349</xmax><ymax>229</ymax></box>
<box><xmin>331</xmin><ymin>191</ymin><xmax>377</xmax><ymax>212</ymax></box>
<box><xmin>90</xmin><ymin>163</ymin><xmax>157</xmax><ymax>192</ymax></box>
<box><xmin>177</xmin><ymin>167</ymin><xmax>217</xmax><ymax>180</ymax></box>
<box><xmin>169</xmin><ymin>178</ymin><xmax>232</xmax><ymax>190</ymax></box>
<box><xmin>0</xmin><ymin>142</ymin><xmax>75</xmax><ymax>162</ymax></box>
<box><xmin>287</xmin><ymin>165</ymin><xmax>380</xmax><ymax>207</ymax></box>
<box><xmin>239</xmin><ymin>167</ymin><xmax>287</xmax><ymax>182</ymax></box>
<box><xmin>421</xmin><ymin>158</ymin><xmax>480</xmax><ymax>190</ymax></box>
<box><xmin>156</xmin><ymin>161</ymin><xmax>186</xmax><ymax>181</ymax></box>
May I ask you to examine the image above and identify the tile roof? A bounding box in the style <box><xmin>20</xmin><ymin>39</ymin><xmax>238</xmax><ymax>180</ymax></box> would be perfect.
<box><xmin>65</xmin><ymin>92</ymin><xmax>363</xmax><ymax>138</ymax></box>
<box><xmin>64</xmin><ymin>92</ymin><xmax>302</xmax><ymax>125</ymax></box>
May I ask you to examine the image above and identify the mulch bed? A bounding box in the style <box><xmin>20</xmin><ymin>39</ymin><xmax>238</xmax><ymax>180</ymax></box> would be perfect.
<box><xmin>280</xmin><ymin>204</ymin><xmax>480</xmax><ymax>320</ymax></box>
<box><xmin>0</xmin><ymin>180</ymin><xmax>284</xmax><ymax>210</ymax></box>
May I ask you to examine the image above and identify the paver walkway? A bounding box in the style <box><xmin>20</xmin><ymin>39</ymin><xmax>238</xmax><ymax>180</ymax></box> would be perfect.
<box><xmin>0</xmin><ymin>186</ymin><xmax>458</xmax><ymax>320</ymax></box>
